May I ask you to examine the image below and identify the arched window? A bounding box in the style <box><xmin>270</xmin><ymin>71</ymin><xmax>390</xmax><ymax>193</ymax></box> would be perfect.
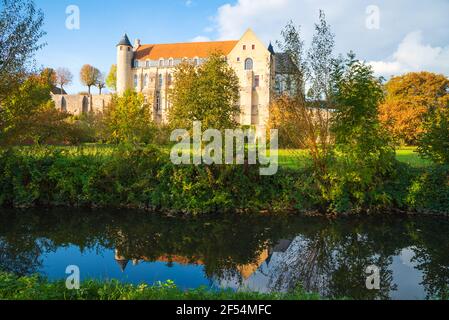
<box><xmin>146</xmin><ymin>61</ymin><xmax>150</xmax><ymax>68</ymax></box>
<box><xmin>134</xmin><ymin>75</ymin><xmax>138</xmax><ymax>88</ymax></box>
<box><xmin>134</xmin><ymin>60</ymin><xmax>139</xmax><ymax>68</ymax></box>
<box><xmin>159</xmin><ymin>59</ymin><xmax>164</xmax><ymax>67</ymax></box>
<box><xmin>144</xmin><ymin>74</ymin><xmax>148</xmax><ymax>87</ymax></box>
<box><xmin>168</xmin><ymin>58</ymin><xmax>174</xmax><ymax>67</ymax></box>
<box><xmin>167</xmin><ymin>74</ymin><xmax>173</xmax><ymax>85</ymax></box>
<box><xmin>244</xmin><ymin>58</ymin><xmax>253</xmax><ymax>70</ymax></box>
<box><xmin>194</xmin><ymin>57</ymin><xmax>200</xmax><ymax>66</ymax></box>
<box><xmin>159</xmin><ymin>74</ymin><xmax>163</xmax><ymax>86</ymax></box>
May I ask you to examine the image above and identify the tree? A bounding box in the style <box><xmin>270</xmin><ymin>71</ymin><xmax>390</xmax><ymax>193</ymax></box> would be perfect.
<box><xmin>417</xmin><ymin>107</ymin><xmax>449</xmax><ymax>164</ymax></box>
<box><xmin>103</xmin><ymin>90</ymin><xmax>154</xmax><ymax>144</ymax></box>
<box><xmin>0</xmin><ymin>0</ymin><xmax>46</xmax><ymax>103</ymax></box>
<box><xmin>55</xmin><ymin>67</ymin><xmax>73</xmax><ymax>94</ymax></box>
<box><xmin>106</xmin><ymin>64</ymin><xmax>117</xmax><ymax>92</ymax></box>
<box><xmin>97</xmin><ymin>72</ymin><xmax>106</xmax><ymax>94</ymax></box>
<box><xmin>379</xmin><ymin>72</ymin><xmax>449</xmax><ymax>145</ymax></box>
<box><xmin>328</xmin><ymin>53</ymin><xmax>396</xmax><ymax>212</ymax></box>
<box><xmin>80</xmin><ymin>64</ymin><xmax>100</xmax><ymax>95</ymax></box>
<box><xmin>0</xmin><ymin>69</ymin><xmax>55</xmax><ymax>145</ymax></box>
<box><xmin>168</xmin><ymin>52</ymin><xmax>240</xmax><ymax>130</ymax></box>
<box><xmin>269</xmin><ymin>12</ymin><xmax>335</xmax><ymax>174</ymax></box>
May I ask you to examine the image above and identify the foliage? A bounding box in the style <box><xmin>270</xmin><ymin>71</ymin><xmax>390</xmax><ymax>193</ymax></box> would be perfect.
<box><xmin>102</xmin><ymin>91</ymin><xmax>155</xmax><ymax>144</ymax></box>
<box><xmin>323</xmin><ymin>53</ymin><xmax>397</xmax><ymax>213</ymax></box>
<box><xmin>79</xmin><ymin>64</ymin><xmax>100</xmax><ymax>94</ymax></box>
<box><xmin>417</xmin><ymin>107</ymin><xmax>449</xmax><ymax>164</ymax></box>
<box><xmin>0</xmin><ymin>146</ymin><xmax>447</xmax><ymax>215</ymax></box>
<box><xmin>0</xmin><ymin>272</ymin><xmax>321</xmax><ymax>300</ymax></box>
<box><xmin>0</xmin><ymin>70</ymin><xmax>54</xmax><ymax>145</ymax></box>
<box><xmin>406</xmin><ymin>165</ymin><xmax>449</xmax><ymax>214</ymax></box>
<box><xmin>379</xmin><ymin>72</ymin><xmax>449</xmax><ymax>145</ymax></box>
<box><xmin>0</xmin><ymin>146</ymin><xmax>293</xmax><ymax>213</ymax></box>
<box><xmin>270</xmin><ymin>12</ymin><xmax>335</xmax><ymax>173</ymax></box>
<box><xmin>106</xmin><ymin>64</ymin><xmax>117</xmax><ymax>92</ymax></box>
<box><xmin>55</xmin><ymin>67</ymin><xmax>73</xmax><ymax>94</ymax></box>
<box><xmin>168</xmin><ymin>52</ymin><xmax>240</xmax><ymax>130</ymax></box>
<box><xmin>0</xmin><ymin>0</ymin><xmax>46</xmax><ymax>102</ymax></box>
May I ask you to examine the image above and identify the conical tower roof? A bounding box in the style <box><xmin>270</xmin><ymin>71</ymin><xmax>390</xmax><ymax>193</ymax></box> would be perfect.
<box><xmin>117</xmin><ymin>34</ymin><xmax>132</xmax><ymax>47</ymax></box>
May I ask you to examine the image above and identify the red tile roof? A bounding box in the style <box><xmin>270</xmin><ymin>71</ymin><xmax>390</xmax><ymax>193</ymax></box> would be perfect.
<box><xmin>134</xmin><ymin>40</ymin><xmax>238</xmax><ymax>60</ymax></box>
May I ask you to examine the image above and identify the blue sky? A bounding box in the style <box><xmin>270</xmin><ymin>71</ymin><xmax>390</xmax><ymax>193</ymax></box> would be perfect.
<box><xmin>33</xmin><ymin>0</ymin><xmax>449</xmax><ymax>94</ymax></box>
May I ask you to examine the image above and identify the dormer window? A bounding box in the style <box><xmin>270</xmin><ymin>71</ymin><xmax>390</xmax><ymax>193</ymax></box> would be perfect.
<box><xmin>159</xmin><ymin>59</ymin><xmax>165</xmax><ymax>67</ymax></box>
<box><xmin>169</xmin><ymin>58</ymin><xmax>174</xmax><ymax>67</ymax></box>
<box><xmin>146</xmin><ymin>61</ymin><xmax>150</xmax><ymax>68</ymax></box>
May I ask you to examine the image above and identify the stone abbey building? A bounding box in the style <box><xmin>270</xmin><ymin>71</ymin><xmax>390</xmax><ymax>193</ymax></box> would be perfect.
<box><xmin>53</xmin><ymin>29</ymin><xmax>292</xmax><ymax>131</ymax></box>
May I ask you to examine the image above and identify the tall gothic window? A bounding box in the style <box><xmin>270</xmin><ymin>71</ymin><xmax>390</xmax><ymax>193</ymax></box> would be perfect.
<box><xmin>244</xmin><ymin>58</ymin><xmax>253</xmax><ymax>70</ymax></box>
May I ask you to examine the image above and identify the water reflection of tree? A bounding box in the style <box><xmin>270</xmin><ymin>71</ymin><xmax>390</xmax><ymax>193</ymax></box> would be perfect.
<box><xmin>407</xmin><ymin>219</ymin><xmax>449</xmax><ymax>300</ymax></box>
<box><xmin>1</xmin><ymin>209</ymin><xmax>449</xmax><ymax>300</ymax></box>
<box><xmin>268</xmin><ymin>231</ymin><xmax>396</xmax><ymax>299</ymax></box>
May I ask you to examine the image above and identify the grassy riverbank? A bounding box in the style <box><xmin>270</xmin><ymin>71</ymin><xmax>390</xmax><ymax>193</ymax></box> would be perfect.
<box><xmin>0</xmin><ymin>272</ymin><xmax>321</xmax><ymax>300</ymax></box>
<box><xmin>0</xmin><ymin>145</ymin><xmax>447</xmax><ymax>215</ymax></box>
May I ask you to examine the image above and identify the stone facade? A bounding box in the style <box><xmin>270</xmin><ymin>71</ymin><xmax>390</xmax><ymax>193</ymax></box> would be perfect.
<box><xmin>118</xmin><ymin>29</ymin><xmax>289</xmax><ymax>132</ymax></box>
<box><xmin>53</xmin><ymin>29</ymin><xmax>291</xmax><ymax>131</ymax></box>
<box><xmin>52</xmin><ymin>94</ymin><xmax>112</xmax><ymax>115</ymax></box>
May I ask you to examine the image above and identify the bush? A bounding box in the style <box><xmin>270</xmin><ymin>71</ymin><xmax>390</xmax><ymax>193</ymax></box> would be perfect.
<box><xmin>0</xmin><ymin>146</ymin><xmax>294</xmax><ymax>214</ymax></box>
<box><xmin>418</xmin><ymin>108</ymin><xmax>449</xmax><ymax>165</ymax></box>
<box><xmin>406</xmin><ymin>165</ymin><xmax>449</xmax><ymax>214</ymax></box>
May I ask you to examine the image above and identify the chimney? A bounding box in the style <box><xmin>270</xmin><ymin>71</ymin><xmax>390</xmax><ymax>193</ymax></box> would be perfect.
<box><xmin>134</xmin><ymin>38</ymin><xmax>141</xmax><ymax>50</ymax></box>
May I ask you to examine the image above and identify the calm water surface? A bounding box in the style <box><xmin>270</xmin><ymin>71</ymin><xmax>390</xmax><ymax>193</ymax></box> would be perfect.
<box><xmin>0</xmin><ymin>209</ymin><xmax>448</xmax><ymax>300</ymax></box>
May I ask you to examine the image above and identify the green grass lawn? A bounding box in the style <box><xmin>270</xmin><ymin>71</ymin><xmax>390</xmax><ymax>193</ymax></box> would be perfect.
<box><xmin>278</xmin><ymin>147</ymin><xmax>431</xmax><ymax>169</ymax></box>
<box><xmin>13</xmin><ymin>144</ymin><xmax>430</xmax><ymax>169</ymax></box>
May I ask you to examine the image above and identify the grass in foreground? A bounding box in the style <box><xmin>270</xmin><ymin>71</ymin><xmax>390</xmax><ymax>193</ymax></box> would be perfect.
<box><xmin>277</xmin><ymin>147</ymin><xmax>430</xmax><ymax>169</ymax></box>
<box><xmin>11</xmin><ymin>144</ymin><xmax>430</xmax><ymax>169</ymax></box>
<box><xmin>0</xmin><ymin>272</ymin><xmax>321</xmax><ymax>300</ymax></box>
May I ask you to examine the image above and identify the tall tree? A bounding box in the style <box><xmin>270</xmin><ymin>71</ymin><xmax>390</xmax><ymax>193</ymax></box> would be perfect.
<box><xmin>97</xmin><ymin>72</ymin><xmax>106</xmax><ymax>94</ymax></box>
<box><xmin>55</xmin><ymin>67</ymin><xmax>73</xmax><ymax>94</ymax></box>
<box><xmin>0</xmin><ymin>69</ymin><xmax>53</xmax><ymax>145</ymax></box>
<box><xmin>379</xmin><ymin>72</ymin><xmax>449</xmax><ymax>145</ymax></box>
<box><xmin>168</xmin><ymin>52</ymin><xmax>240</xmax><ymax>130</ymax></box>
<box><xmin>103</xmin><ymin>90</ymin><xmax>154</xmax><ymax>144</ymax></box>
<box><xmin>79</xmin><ymin>64</ymin><xmax>100</xmax><ymax>95</ymax></box>
<box><xmin>0</xmin><ymin>0</ymin><xmax>46</xmax><ymax>103</ymax></box>
<box><xmin>106</xmin><ymin>64</ymin><xmax>117</xmax><ymax>92</ymax></box>
<box><xmin>269</xmin><ymin>12</ymin><xmax>336</xmax><ymax>173</ymax></box>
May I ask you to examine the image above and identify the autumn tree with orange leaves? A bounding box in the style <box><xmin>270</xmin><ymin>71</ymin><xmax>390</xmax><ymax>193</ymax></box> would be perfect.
<box><xmin>379</xmin><ymin>72</ymin><xmax>449</xmax><ymax>145</ymax></box>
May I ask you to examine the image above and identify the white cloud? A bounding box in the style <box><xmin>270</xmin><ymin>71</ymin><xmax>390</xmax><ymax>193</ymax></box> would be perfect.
<box><xmin>206</xmin><ymin>0</ymin><xmax>449</xmax><ymax>76</ymax></box>
<box><xmin>191</xmin><ymin>35</ymin><xmax>211</xmax><ymax>42</ymax></box>
<box><xmin>369</xmin><ymin>31</ymin><xmax>449</xmax><ymax>77</ymax></box>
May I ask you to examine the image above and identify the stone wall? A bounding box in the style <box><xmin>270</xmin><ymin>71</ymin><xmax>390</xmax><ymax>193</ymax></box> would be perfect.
<box><xmin>52</xmin><ymin>94</ymin><xmax>112</xmax><ymax>115</ymax></box>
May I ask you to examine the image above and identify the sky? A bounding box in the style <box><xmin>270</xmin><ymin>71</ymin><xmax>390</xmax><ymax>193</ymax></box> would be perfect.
<box><xmin>32</xmin><ymin>0</ymin><xmax>449</xmax><ymax>94</ymax></box>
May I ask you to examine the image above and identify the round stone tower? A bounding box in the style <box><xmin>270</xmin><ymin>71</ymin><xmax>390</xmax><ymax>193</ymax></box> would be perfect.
<box><xmin>116</xmin><ymin>34</ymin><xmax>133</xmax><ymax>94</ymax></box>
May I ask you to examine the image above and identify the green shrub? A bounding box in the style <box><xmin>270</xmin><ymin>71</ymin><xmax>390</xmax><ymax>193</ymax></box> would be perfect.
<box><xmin>406</xmin><ymin>165</ymin><xmax>449</xmax><ymax>214</ymax></box>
